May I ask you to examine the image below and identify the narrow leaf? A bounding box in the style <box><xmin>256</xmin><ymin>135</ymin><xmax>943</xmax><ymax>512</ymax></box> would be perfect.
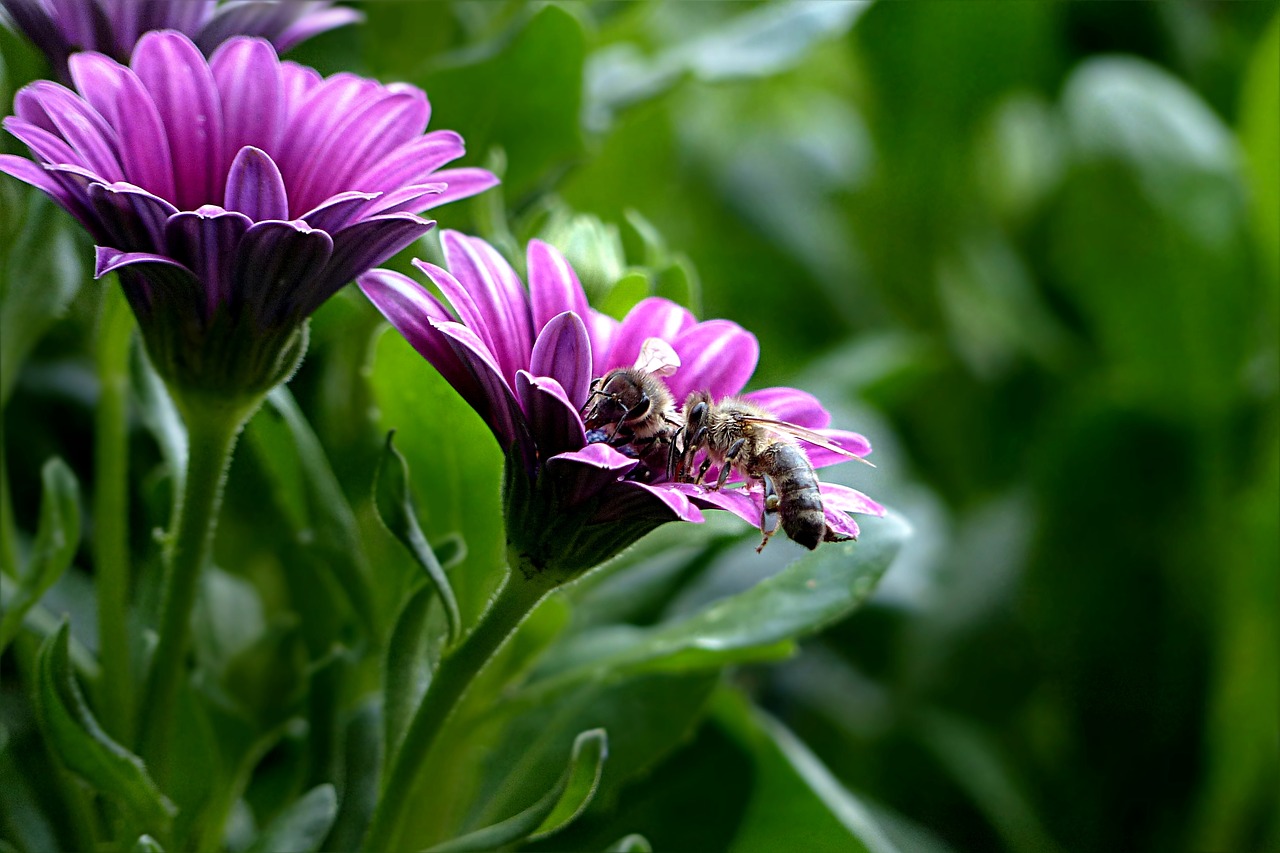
<box><xmin>383</xmin><ymin>582</ymin><xmax>439</xmax><ymax>762</ymax></box>
<box><xmin>247</xmin><ymin>784</ymin><xmax>338</xmax><ymax>853</ymax></box>
<box><xmin>0</xmin><ymin>458</ymin><xmax>81</xmax><ymax>654</ymax></box>
<box><xmin>425</xmin><ymin>729</ymin><xmax>608</xmax><ymax>852</ymax></box>
<box><xmin>374</xmin><ymin>431</ymin><xmax>462</xmax><ymax>645</ymax></box>
<box><xmin>33</xmin><ymin>623</ymin><xmax>175</xmax><ymax>835</ymax></box>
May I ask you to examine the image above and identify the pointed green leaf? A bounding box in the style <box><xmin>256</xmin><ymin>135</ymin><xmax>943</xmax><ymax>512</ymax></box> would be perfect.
<box><xmin>375</xmin><ymin>431</ymin><xmax>461</xmax><ymax>644</ymax></box>
<box><xmin>383</xmin><ymin>582</ymin><xmax>441</xmax><ymax>762</ymax></box>
<box><xmin>33</xmin><ymin>623</ymin><xmax>175</xmax><ymax>835</ymax></box>
<box><xmin>246</xmin><ymin>784</ymin><xmax>337</xmax><ymax>853</ymax></box>
<box><xmin>0</xmin><ymin>457</ymin><xmax>81</xmax><ymax>654</ymax></box>
<box><xmin>425</xmin><ymin>729</ymin><xmax>608</xmax><ymax>852</ymax></box>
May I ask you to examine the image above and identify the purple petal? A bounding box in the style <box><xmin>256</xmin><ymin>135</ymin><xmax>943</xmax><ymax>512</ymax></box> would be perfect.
<box><xmin>416</xmin><ymin>167</ymin><xmax>499</xmax><ymax>210</ymax></box>
<box><xmin>529</xmin><ymin>311</ymin><xmax>592</xmax><ymax>410</ymax></box>
<box><xmin>209</xmin><ymin>38</ymin><xmax>283</xmax><ymax>163</ymax></box>
<box><xmin>111</xmin><ymin>62</ymin><xmax>176</xmax><ymax>202</ymax></box>
<box><xmin>515</xmin><ymin>371</ymin><xmax>586</xmax><ymax>459</ymax></box>
<box><xmin>95</xmin><ymin>246</ymin><xmax>192</xmax><ymax>279</ymax></box>
<box><xmin>594</xmin><ymin>481</ymin><xmax>704</xmax><ymax>524</ymax></box>
<box><xmin>86</xmin><ymin>181</ymin><xmax>179</xmax><ymax>253</ymax></box>
<box><xmin>308</xmin><ymin>213</ymin><xmax>435</xmax><ymax>315</ymax></box>
<box><xmin>667</xmin><ymin>319</ymin><xmax>759</xmax><ymax>401</ymax></box>
<box><xmin>297</xmin><ymin>190</ymin><xmax>380</xmax><ymax>232</ymax></box>
<box><xmin>275</xmin><ymin>72</ymin><xmax>378</xmax><ymax>207</ymax></box>
<box><xmin>741</xmin><ymin>387</ymin><xmax>831</xmax><ymax>429</ymax></box>
<box><xmin>588</xmin><ymin>310</ymin><xmax>620</xmax><ymax>364</ymax></box>
<box><xmin>363</xmin><ymin>182</ymin><xmax>445</xmax><ymax>217</ymax></box>
<box><xmin>676</xmin><ymin>483</ymin><xmax>761</xmax><ymax>527</ymax></box>
<box><xmin>441</xmin><ymin>231</ymin><xmax>533</xmax><ymax>384</ymax></box>
<box><xmin>230</xmin><ymin>220</ymin><xmax>334</xmax><ymax>327</ymax></box>
<box><xmin>288</xmin><ymin>89</ymin><xmax>429</xmax><ymax>215</ymax></box>
<box><xmin>164</xmin><ymin>209</ymin><xmax>253</xmax><ymax>317</ymax></box>
<box><xmin>356</xmin><ymin>130</ymin><xmax>464</xmax><ymax>193</ymax></box>
<box><xmin>15</xmin><ymin>82</ymin><xmax>123</xmax><ymax>181</ymax></box>
<box><xmin>275</xmin><ymin>5</ymin><xmax>364</xmax><ymax>52</ymax></box>
<box><xmin>528</xmin><ymin>239</ymin><xmax>591</xmax><ymax>339</ymax></box>
<box><xmin>411</xmin><ymin>259</ymin><xmax>493</xmax><ymax>347</ymax></box>
<box><xmin>278</xmin><ymin>61</ymin><xmax>323</xmax><ymax>124</ymax></box>
<box><xmin>805</xmin><ymin>429</ymin><xmax>874</xmax><ymax>469</ymax></box>
<box><xmin>823</xmin><ymin>508</ymin><xmax>860</xmax><ymax>540</ymax></box>
<box><xmin>132</xmin><ymin>31</ymin><xmax>225</xmax><ymax>210</ymax></box>
<box><xmin>223</xmin><ymin>146</ymin><xmax>288</xmax><ymax>221</ymax></box>
<box><xmin>545</xmin><ymin>443</ymin><xmax>638</xmax><ymax>506</ymax></box>
<box><xmin>67</xmin><ymin>52</ymin><xmax>129</xmax><ymax>126</ymax></box>
<box><xmin>5</xmin><ymin>116</ymin><xmax>87</xmax><ymax>171</ymax></box>
<box><xmin>818</xmin><ymin>483</ymin><xmax>885</xmax><ymax>518</ymax></box>
<box><xmin>605</xmin><ymin>297</ymin><xmax>696</xmax><ymax>372</ymax></box>
<box><xmin>0</xmin><ymin>154</ymin><xmax>85</xmax><ymax>216</ymax></box>
<box><xmin>429</xmin><ymin>320</ymin><xmax>530</xmax><ymax>457</ymax></box>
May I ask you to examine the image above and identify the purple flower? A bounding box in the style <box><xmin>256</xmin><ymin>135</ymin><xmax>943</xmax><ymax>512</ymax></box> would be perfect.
<box><xmin>1</xmin><ymin>0</ymin><xmax>361</xmax><ymax>82</ymax></box>
<box><xmin>358</xmin><ymin>232</ymin><xmax>883</xmax><ymax>575</ymax></box>
<box><xmin>1</xmin><ymin>31</ymin><xmax>497</xmax><ymax>398</ymax></box>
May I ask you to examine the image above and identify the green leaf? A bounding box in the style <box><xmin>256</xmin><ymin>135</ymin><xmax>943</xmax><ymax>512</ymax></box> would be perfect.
<box><xmin>369</xmin><ymin>327</ymin><xmax>506</xmax><ymax>626</ymax></box>
<box><xmin>263</xmin><ymin>387</ymin><xmax>378</xmax><ymax>637</ymax></box>
<box><xmin>714</xmin><ymin>690</ymin><xmax>900</xmax><ymax>853</ymax></box>
<box><xmin>606</xmin><ymin>834</ymin><xmax>653</xmax><ymax>852</ymax></box>
<box><xmin>325</xmin><ymin>700</ymin><xmax>381</xmax><ymax>853</ymax></box>
<box><xmin>383</xmin><ymin>582</ymin><xmax>441</xmax><ymax>762</ymax></box>
<box><xmin>33</xmin><ymin>623</ymin><xmax>176</xmax><ymax>835</ymax></box>
<box><xmin>540</xmin><ymin>513</ymin><xmax>908</xmax><ymax>682</ymax></box>
<box><xmin>131</xmin><ymin>835</ymin><xmax>164</xmax><ymax>853</ymax></box>
<box><xmin>596</xmin><ymin>271</ymin><xmax>651</xmax><ymax>321</ymax></box>
<box><xmin>1239</xmin><ymin>10</ymin><xmax>1280</xmax><ymax>282</ymax></box>
<box><xmin>0</xmin><ymin>457</ymin><xmax>81</xmax><ymax>654</ymax></box>
<box><xmin>425</xmin><ymin>729</ymin><xmax>608</xmax><ymax>852</ymax></box>
<box><xmin>246</xmin><ymin>784</ymin><xmax>337</xmax><ymax>853</ymax></box>
<box><xmin>130</xmin><ymin>339</ymin><xmax>187</xmax><ymax>492</ymax></box>
<box><xmin>375</xmin><ymin>431</ymin><xmax>462</xmax><ymax>644</ymax></box>
<box><xmin>0</xmin><ymin>190</ymin><xmax>85</xmax><ymax>407</ymax></box>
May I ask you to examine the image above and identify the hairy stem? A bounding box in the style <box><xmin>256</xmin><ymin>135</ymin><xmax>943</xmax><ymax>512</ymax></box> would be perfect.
<box><xmin>139</xmin><ymin>393</ymin><xmax>253</xmax><ymax>785</ymax></box>
<box><xmin>363</xmin><ymin>562</ymin><xmax>556</xmax><ymax>851</ymax></box>
<box><xmin>94</xmin><ymin>288</ymin><xmax>135</xmax><ymax>744</ymax></box>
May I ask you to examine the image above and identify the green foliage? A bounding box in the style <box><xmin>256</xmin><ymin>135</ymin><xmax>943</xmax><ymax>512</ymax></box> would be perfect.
<box><xmin>1</xmin><ymin>2</ymin><xmax>1274</xmax><ymax>853</ymax></box>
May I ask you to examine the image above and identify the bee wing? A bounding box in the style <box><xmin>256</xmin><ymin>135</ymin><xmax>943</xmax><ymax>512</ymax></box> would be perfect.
<box><xmin>742</xmin><ymin>417</ymin><xmax>876</xmax><ymax>466</ymax></box>
<box><xmin>634</xmin><ymin>337</ymin><xmax>681</xmax><ymax>377</ymax></box>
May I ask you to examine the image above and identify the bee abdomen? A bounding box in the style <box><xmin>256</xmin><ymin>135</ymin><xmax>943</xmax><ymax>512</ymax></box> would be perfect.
<box><xmin>768</xmin><ymin>444</ymin><xmax>825</xmax><ymax>550</ymax></box>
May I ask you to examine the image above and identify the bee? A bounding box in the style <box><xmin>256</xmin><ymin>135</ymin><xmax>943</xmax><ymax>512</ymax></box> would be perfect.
<box><xmin>582</xmin><ymin>338</ymin><xmax>684</xmax><ymax>477</ymax></box>
<box><xmin>676</xmin><ymin>392</ymin><xmax>872</xmax><ymax>552</ymax></box>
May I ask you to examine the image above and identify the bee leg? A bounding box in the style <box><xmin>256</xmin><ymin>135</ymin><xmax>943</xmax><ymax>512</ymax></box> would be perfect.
<box><xmin>695</xmin><ymin>455</ymin><xmax>714</xmax><ymax>486</ymax></box>
<box><xmin>712</xmin><ymin>438</ymin><xmax>746</xmax><ymax>491</ymax></box>
<box><xmin>679</xmin><ymin>426</ymin><xmax>707</xmax><ymax>482</ymax></box>
<box><xmin>756</xmin><ymin>474</ymin><xmax>781</xmax><ymax>553</ymax></box>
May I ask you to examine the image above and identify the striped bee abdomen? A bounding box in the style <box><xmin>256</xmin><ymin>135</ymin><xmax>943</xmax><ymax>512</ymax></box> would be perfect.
<box><xmin>767</xmin><ymin>443</ymin><xmax>825</xmax><ymax>550</ymax></box>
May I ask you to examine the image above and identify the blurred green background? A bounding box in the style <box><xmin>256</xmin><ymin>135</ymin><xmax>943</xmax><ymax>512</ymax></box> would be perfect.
<box><xmin>3</xmin><ymin>2</ymin><xmax>1277</xmax><ymax>851</ymax></box>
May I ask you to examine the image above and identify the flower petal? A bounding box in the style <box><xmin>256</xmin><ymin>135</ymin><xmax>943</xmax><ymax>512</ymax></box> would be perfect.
<box><xmin>111</xmin><ymin>59</ymin><xmax>175</xmax><ymax>202</ymax></box>
<box><xmin>676</xmin><ymin>483</ymin><xmax>761</xmax><ymax>527</ymax></box>
<box><xmin>817</xmin><ymin>482</ymin><xmax>885</xmax><ymax>518</ymax></box>
<box><xmin>308</xmin><ymin>212</ymin><xmax>435</xmax><ymax>315</ymax></box>
<box><xmin>416</xmin><ymin>167</ymin><xmax>499</xmax><ymax>210</ymax></box>
<box><xmin>164</xmin><ymin>208</ymin><xmax>253</xmax><ymax>318</ymax></box>
<box><xmin>209</xmin><ymin>37</ymin><xmax>283</xmax><ymax>163</ymax></box>
<box><xmin>223</xmin><ymin>146</ymin><xmax>288</xmax><ymax>221</ymax></box>
<box><xmin>95</xmin><ymin>245</ymin><xmax>192</xmax><ymax>279</ymax></box>
<box><xmin>529</xmin><ymin>311</ymin><xmax>592</xmax><ymax>410</ymax></box>
<box><xmin>132</xmin><ymin>31</ymin><xmax>225</xmax><ymax>209</ymax></box>
<box><xmin>595</xmin><ymin>481</ymin><xmax>704</xmax><ymax>524</ymax></box>
<box><xmin>363</xmin><ymin>182</ymin><xmax>445</xmax><ymax>218</ymax></box>
<box><xmin>805</xmin><ymin>429</ymin><xmax>874</xmax><ymax>469</ymax></box>
<box><xmin>298</xmin><ymin>189</ymin><xmax>381</xmax><ymax>232</ymax></box>
<box><xmin>356</xmin><ymin>130</ymin><xmax>464</xmax><ymax>192</ymax></box>
<box><xmin>822</xmin><ymin>507</ymin><xmax>860</xmax><ymax>540</ymax></box>
<box><xmin>441</xmin><ymin>231</ymin><xmax>533</xmax><ymax>384</ymax></box>
<box><xmin>545</xmin><ymin>443</ymin><xmax>638</xmax><ymax>506</ymax></box>
<box><xmin>605</xmin><ymin>297</ymin><xmax>696</xmax><ymax>372</ymax></box>
<box><xmin>668</xmin><ymin>319</ymin><xmax>759</xmax><ymax>401</ymax></box>
<box><xmin>275</xmin><ymin>5</ymin><xmax>364</xmax><ymax>52</ymax></box>
<box><xmin>67</xmin><ymin>51</ymin><xmax>129</xmax><ymax>126</ymax></box>
<box><xmin>515</xmin><ymin>371</ymin><xmax>586</xmax><ymax>460</ymax></box>
<box><xmin>87</xmin><ymin>180</ymin><xmax>179</xmax><ymax>253</ymax></box>
<box><xmin>0</xmin><ymin>154</ymin><xmax>90</xmax><ymax>224</ymax></box>
<box><xmin>429</xmin><ymin>319</ymin><xmax>531</xmax><ymax>461</ymax></box>
<box><xmin>741</xmin><ymin>387</ymin><xmax>831</xmax><ymax>429</ymax></box>
<box><xmin>528</xmin><ymin>239</ymin><xmax>591</xmax><ymax>339</ymax></box>
<box><xmin>15</xmin><ymin>81</ymin><xmax>123</xmax><ymax>181</ymax></box>
<box><xmin>230</xmin><ymin>220</ymin><xmax>334</xmax><ymax>328</ymax></box>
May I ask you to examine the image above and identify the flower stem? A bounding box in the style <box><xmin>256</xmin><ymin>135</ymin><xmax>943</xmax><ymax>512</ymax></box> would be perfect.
<box><xmin>363</xmin><ymin>562</ymin><xmax>557</xmax><ymax>852</ymax></box>
<box><xmin>94</xmin><ymin>288</ymin><xmax>135</xmax><ymax>744</ymax></box>
<box><xmin>139</xmin><ymin>393</ymin><xmax>253</xmax><ymax>785</ymax></box>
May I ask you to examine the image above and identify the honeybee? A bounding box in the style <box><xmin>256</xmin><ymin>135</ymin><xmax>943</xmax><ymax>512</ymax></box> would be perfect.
<box><xmin>676</xmin><ymin>392</ymin><xmax>872</xmax><ymax>552</ymax></box>
<box><xmin>583</xmin><ymin>338</ymin><xmax>684</xmax><ymax>477</ymax></box>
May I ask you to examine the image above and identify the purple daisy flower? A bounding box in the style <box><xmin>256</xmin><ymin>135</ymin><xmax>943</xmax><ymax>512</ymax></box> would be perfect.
<box><xmin>1</xmin><ymin>0</ymin><xmax>362</xmax><ymax>82</ymax></box>
<box><xmin>358</xmin><ymin>232</ymin><xmax>883</xmax><ymax>576</ymax></box>
<box><xmin>1</xmin><ymin>30</ymin><xmax>497</xmax><ymax>398</ymax></box>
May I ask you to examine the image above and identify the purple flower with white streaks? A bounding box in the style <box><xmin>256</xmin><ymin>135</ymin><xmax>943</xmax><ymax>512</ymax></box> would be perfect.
<box><xmin>1</xmin><ymin>0</ymin><xmax>361</xmax><ymax>82</ymax></box>
<box><xmin>358</xmin><ymin>232</ymin><xmax>883</xmax><ymax>576</ymax></box>
<box><xmin>1</xmin><ymin>30</ymin><xmax>496</xmax><ymax>398</ymax></box>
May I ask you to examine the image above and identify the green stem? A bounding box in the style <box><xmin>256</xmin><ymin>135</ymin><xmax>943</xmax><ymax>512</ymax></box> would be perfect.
<box><xmin>0</xmin><ymin>410</ymin><xmax>18</xmax><ymax>580</ymax></box>
<box><xmin>139</xmin><ymin>394</ymin><xmax>253</xmax><ymax>785</ymax></box>
<box><xmin>363</xmin><ymin>562</ymin><xmax>557</xmax><ymax>852</ymax></box>
<box><xmin>93</xmin><ymin>288</ymin><xmax>135</xmax><ymax>744</ymax></box>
